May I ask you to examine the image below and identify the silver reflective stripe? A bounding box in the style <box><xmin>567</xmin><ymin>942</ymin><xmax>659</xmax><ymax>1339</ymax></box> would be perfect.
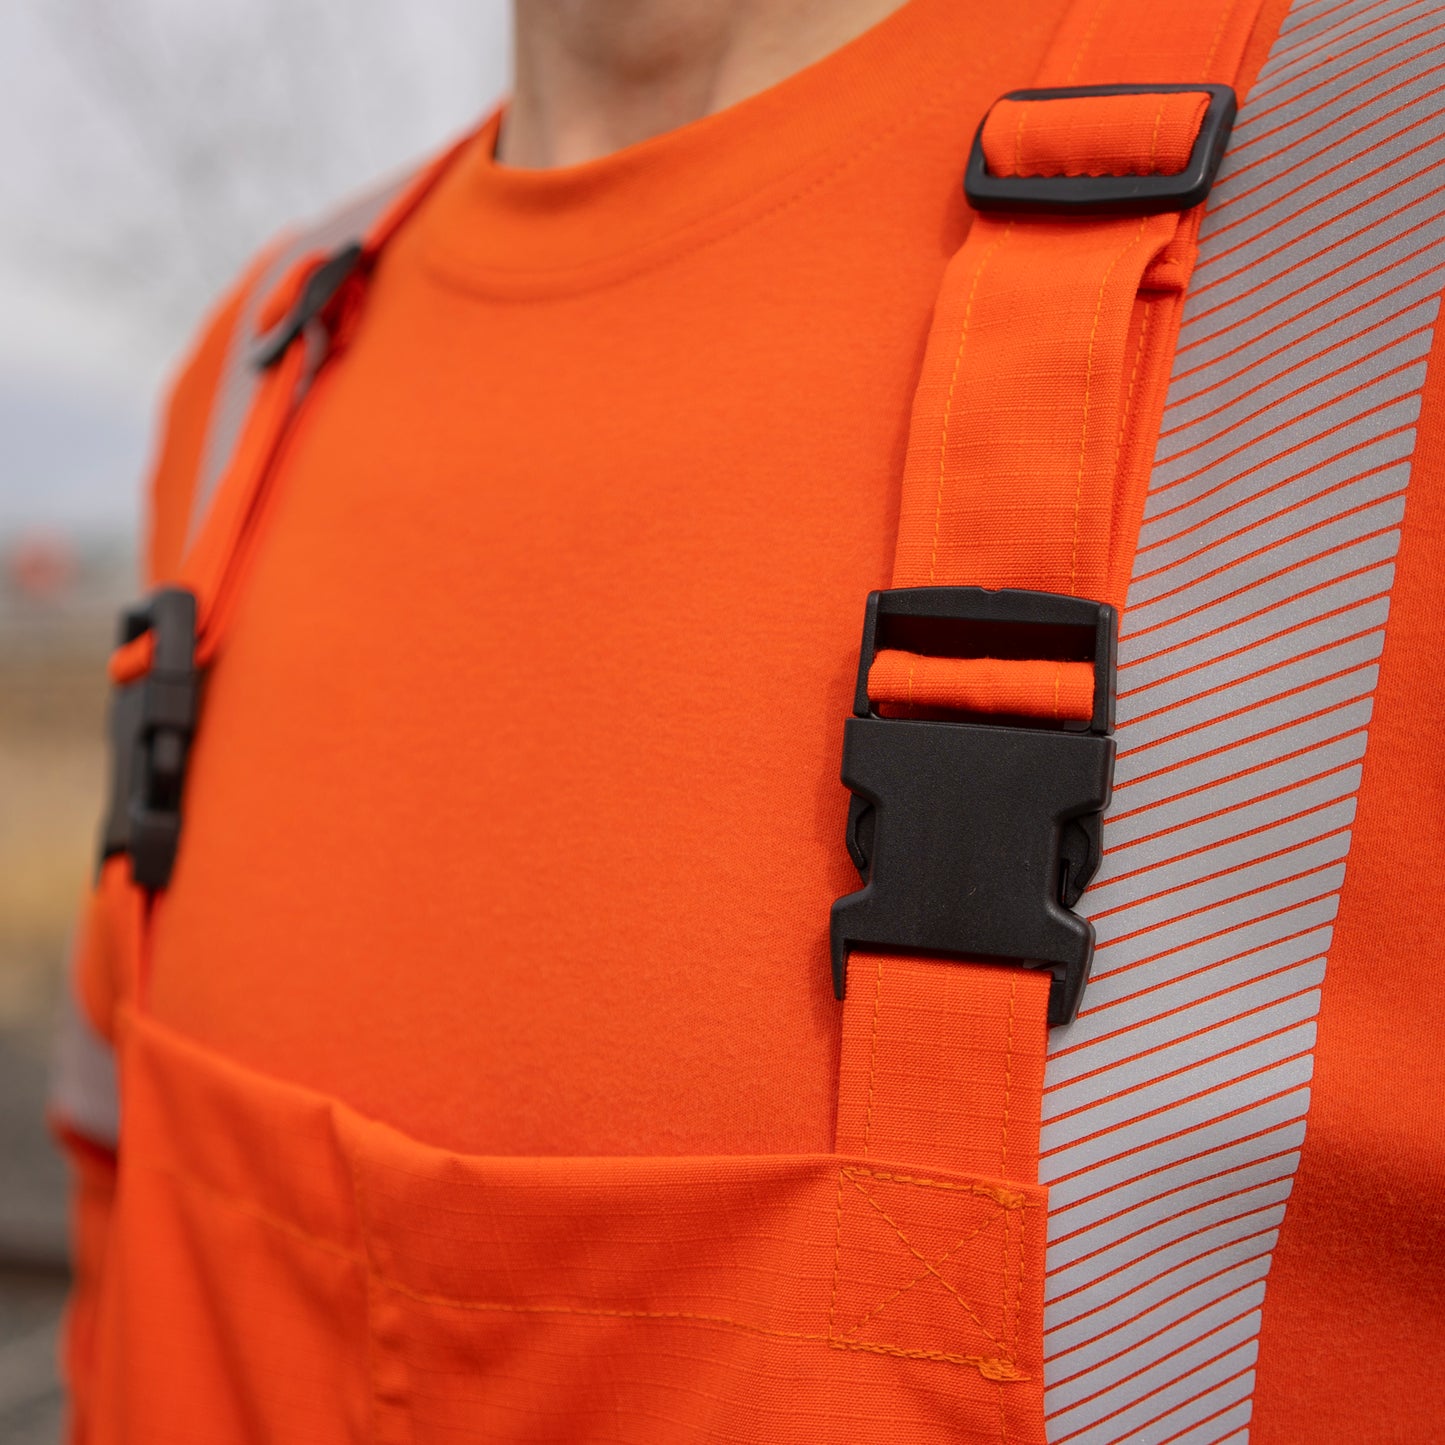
<box><xmin>51</xmin><ymin>975</ymin><xmax>120</xmax><ymax>1151</ymax></box>
<box><xmin>1041</xmin><ymin>2</ymin><xmax>1445</xmax><ymax>1440</ymax></box>
<box><xmin>184</xmin><ymin>171</ymin><xmax>414</xmax><ymax>547</ymax></box>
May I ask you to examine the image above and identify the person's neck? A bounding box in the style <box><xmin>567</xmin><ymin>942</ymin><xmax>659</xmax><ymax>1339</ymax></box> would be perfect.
<box><xmin>498</xmin><ymin>0</ymin><xmax>910</xmax><ymax>169</ymax></box>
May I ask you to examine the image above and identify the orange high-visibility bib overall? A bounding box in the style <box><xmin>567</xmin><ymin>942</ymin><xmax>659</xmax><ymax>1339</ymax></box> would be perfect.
<box><xmin>53</xmin><ymin>0</ymin><xmax>1445</xmax><ymax>1439</ymax></box>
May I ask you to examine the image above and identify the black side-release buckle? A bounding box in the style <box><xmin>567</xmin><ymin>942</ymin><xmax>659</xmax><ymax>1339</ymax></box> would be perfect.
<box><xmin>964</xmin><ymin>83</ymin><xmax>1237</xmax><ymax>215</ymax></box>
<box><xmin>98</xmin><ymin>588</ymin><xmax>200</xmax><ymax>891</ymax></box>
<box><xmin>830</xmin><ymin>587</ymin><xmax>1117</xmax><ymax>1026</ymax></box>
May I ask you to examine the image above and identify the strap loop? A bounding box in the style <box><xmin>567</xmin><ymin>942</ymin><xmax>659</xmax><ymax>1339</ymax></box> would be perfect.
<box><xmin>965</xmin><ymin>83</ymin><xmax>1237</xmax><ymax>213</ymax></box>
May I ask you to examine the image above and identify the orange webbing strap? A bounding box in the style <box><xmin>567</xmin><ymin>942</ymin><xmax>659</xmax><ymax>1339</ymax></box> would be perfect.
<box><xmin>868</xmin><ymin>651</ymin><xmax>1097</xmax><ymax>721</ymax></box>
<box><xmin>174</xmin><ymin>139</ymin><xmax>468</xmax><ymax>669</ymax></box>
<box><xmin>833</xmin><ymin>0</ymin><xmax>1267</xmax><ymax>1438</ymax></box>
<box><xmin>837</xmin><ymin>958</ymin><xmax>1050</xmax><ymax>1181</ymax></box>
<box><xmin>980</xmin><ymin>91</ymin><xmax>1211</xmax><ymax>180</ymax></box>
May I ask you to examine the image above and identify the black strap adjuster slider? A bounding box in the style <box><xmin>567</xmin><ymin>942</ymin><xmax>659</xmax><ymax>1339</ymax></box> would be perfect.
<box><xmin>964</xmin><ymin>83</ymin><xmax>1237</xmax><ymax>215</ymax></box>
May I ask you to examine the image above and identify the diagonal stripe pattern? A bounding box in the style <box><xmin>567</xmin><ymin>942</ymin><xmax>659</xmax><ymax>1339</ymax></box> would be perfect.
<box><xmin>1041</xmin><ymin>2</ymin><xmax>1445</xmax><ymax>1440</ymax></box>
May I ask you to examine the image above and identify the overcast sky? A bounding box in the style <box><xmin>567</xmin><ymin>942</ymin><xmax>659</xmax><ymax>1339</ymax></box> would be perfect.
<box><xmin>0</xmin><ymin>0</ymin><xmax>511</xmax><ymax>538</ymax></box>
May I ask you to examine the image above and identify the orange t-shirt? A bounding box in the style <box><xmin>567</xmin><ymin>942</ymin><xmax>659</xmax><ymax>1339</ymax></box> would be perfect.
<box><xmin>106</xmin><ymin>0</ymin><xmax>1445</xmax><ymax>1435</ymax></box>
<box><xmin>144</xmin><ymin>0</ymin><xmax>1074</xmax><ymax>1157</ymax></box>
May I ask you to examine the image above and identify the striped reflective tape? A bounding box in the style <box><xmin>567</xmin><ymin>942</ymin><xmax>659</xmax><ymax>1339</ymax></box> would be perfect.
<box><xmin>1042</xmin><ymin>1</ymin><xmax>1445</xmax><ymax>1441</ymax></box>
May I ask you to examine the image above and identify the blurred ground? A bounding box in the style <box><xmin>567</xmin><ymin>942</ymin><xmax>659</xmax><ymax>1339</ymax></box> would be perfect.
<box><xmin>0</xmin><ymin>543</ymin><xmax>130</xmax><ymax>1441</ymax></box>
<box><xmin>0</xmin><ymin>1268</ymin><xmax>65</xmax><ymax>1442</ymax></box>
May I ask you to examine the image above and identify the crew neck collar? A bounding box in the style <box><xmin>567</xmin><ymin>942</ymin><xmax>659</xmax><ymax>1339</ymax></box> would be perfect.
<box><xmin>414</xmin><ymin>0</ymin><xmax>998</xmax><ymax>296</ymax></box>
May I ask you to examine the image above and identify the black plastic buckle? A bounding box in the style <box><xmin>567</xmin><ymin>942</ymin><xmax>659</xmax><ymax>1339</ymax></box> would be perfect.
<box><xmin>252</xmin><ymin>241</ymin><xmax>365</xmax><ymax>370</ymax></box>
<box><xmin>830</xmin><ymin>587</ymin><xmax>1117</xmax><ymax>1026</ymax></box>
<box><xmin>98</xmin><ymin>588</ymin><xmax>200</xmax><ymax>891</ymax></box>
<box><xmin>964</xmin><ymin>83</ymin><xmax>1237</xmax><ymax>215</ymax></box>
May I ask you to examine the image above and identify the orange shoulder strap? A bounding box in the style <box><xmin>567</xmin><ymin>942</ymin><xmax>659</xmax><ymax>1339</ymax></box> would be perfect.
<box><xmin>177</xmin><ymin>139</ymin><xmax>470</xmax><ymax>668</ymax></box>
<box><xmin>830</xmin><ymin>1</ymin><xmax>1268</xmax><ymax>1438</ymax></box>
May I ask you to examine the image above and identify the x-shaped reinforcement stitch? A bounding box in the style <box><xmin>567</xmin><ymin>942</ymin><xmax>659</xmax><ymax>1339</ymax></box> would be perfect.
<box><xmin>831</xmin><ymin>1166</ymin><xmax>1029</xmax><ymax>1378</ymax></box>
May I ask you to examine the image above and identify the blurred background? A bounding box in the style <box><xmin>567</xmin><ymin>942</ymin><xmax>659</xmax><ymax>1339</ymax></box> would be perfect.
<box><xmin>0</xmin><ymin>3</ymin><xmax>510</xmax><ymax>1436</ymax></box>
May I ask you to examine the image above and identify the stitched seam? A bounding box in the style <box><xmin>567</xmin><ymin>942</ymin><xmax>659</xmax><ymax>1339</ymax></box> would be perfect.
<box><xmin>845</xmin><ymin>1173</ymin><xmax>1004</xmax><ymax>1346</ymax></box>
<box><xmin>1070</xmin><ymin>222</ymin><xmax>1147</xmax><ymax>592</ymax></box>
<box><xmin>829</xmin><ymin>1166</ymin><xmax>846</xmax><ymax>1341</ymax></box>
<box><xmin>1063</xmin><ymin>0</ymin><xmax>1111</xmax><ymax>84</ymax></box>
<box><xmin>1111</xmin><ymin>297</ymin><xmax>1155</xmax><ymax>590</ymax></box>
<box><xmin>1116</xmin><ymin>301</ymin><xmax>1153</xmax><ymax>473</ymax></box>
<box><xmin>1148</xmin><ymin>98</ymin><xmax>1167</xmax><ymax>173</ymax></box>
<box><xmin>998</xmin><ymin>1209</ymin><xmax>1015</xmax><ymax>1445</ymax></box>
<box><xmin>145</xmin><ymin>1144</ymin><xmax>1029</xmax><ymax>1379</ymax></box>
<box><xmin>1202</xmin><ymin>0</ymin><xmax>1240</xmax><ymax>76</ymax></box>
<box><xmin>928</xmin><ymin>223</ymin><xmax>1012</xmax><ymax>583</ymax></box>
<box><xmin>1002</xmin><ymin>976</ymin><xmax>1017</xmax><ymax>1175</ymax></box>
<box><xmin>832</xmin><ymin>1168</ymin><xmax>1033</xmax><ymax>1375</ymax></box>
<box><xmin>1013</xmin><ymin>102</ymin><xmax>1029</xmax><ymax>174</ymax></box>
<box><xmin>842</xmin><ymin>1168</ymin><xmax>1032</xmax><ymax>1208</ymax></box>
<box><xmin>840</xmin><ymin>1215</ymin><xmax>1006</xmax><ymax>1338</ymax></box>
<box><xmin>135</xmin><ymin>1153</ymin><xmax>365</xmax><ymax>1266</ymax></box>
<box><xmin>424</xmin><ymin>60</ymin><xmax>995</xmax><ymax>303</ymax></box>
<box><xmin>372</xmin><ymin>1273</ymin><xmax>1017</xmax><ymax>1373</ymax></box>
<box><xmin>999</xmin><ymin>978</ymin><xmax>1018</xmax><ymax>1445</ymax></box>
<box><xmin>1009</xmin><ymin>1202</ymin><xmax>1021</xmax><ymax>1359</ymax></box>
<box><xmin>862</xmin><ymin>956</ymin><xmax>884</xmax><ymax>1156</ymax></box>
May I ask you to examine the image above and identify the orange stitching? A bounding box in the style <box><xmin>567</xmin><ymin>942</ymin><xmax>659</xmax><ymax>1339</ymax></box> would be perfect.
<box><xmin>998</xmin><ymin>1210</ymin><xmax>1014</xmax><ymax>1445</ymax></box>
<box><xmin>1007</xmin><ymin>1205</ymin><xmax>1019</xmax><ymax>1353</ymax></box>
<box><xmin>906</xmin><ymin>658</ymin><xmax>917</xmax><ymax>709</ymax></box>
<box><xmin>426</xmin><ymin>48</ymin><xmax>993</xmax><ymax>304</ymax></box>
<box><xmin>1070</xmin><ymin>221</ymin><xmax>1148</xmax><ymax>592</ymax></box>
<box><xmin>841</xmin><ymin>1168</ymin><xmax>1032</xmax><ymax>1209</ymax></box>
<box><xmin>829</xmin><ymin>1166</ymin><xmax>845</xmax><ymax>1340</ymax></box>
<box><xmin>1148</xmin><ymin>98</ymin><xmax>1167</xmax><ymax>174</ymax></box>
<box><xmin>382</xmin><ymin>1283</ymin><xmax>827</xmax><ymax>1343</ymax></box>
<box><xmin>839</xmin><ymin>1340</ymin><xmax>1026</xmax><ymax>1376</ymax></box>
<box><xmin>840</xmin><ymin>1215</ymin><xmax>1005</xmax><ymax>1339</ymax></box>
<box><xmin>1063</xmin><ymin>0</ymin><xmax>1111</xmax><ymax>84</ymax></box>
<box><xmin>1110</xmin><ymin>299</ymin><xmax>1155</xmax><ymax>590</ymax></box>
<box><xmin>1011</xmin><ymin>1205</ymin><xmax>1024</xmax><ymax>1353</ymax></box>
<box><xmin>928</xmin><ymin>223</ymin><xmax>1013</xmax><ymax>583</ymax></box>
<box><xmin>998</xmin><ymin>1165</ymin><xmax>1021</xmax><ymax>1443</ymax></box>
<box><xmin>148</xmin><ymin>1144</ymin><xmax>1032</xmax><ymax>1380</ymax></box>
<box><xmin>1013</xmin><ymin>102</ymin><xmax>1029</xmax><ymax>175</ymax></box>
<box><xmin>1002</xmin><ymin>975</ymin><xmax>1017</xmax><ymax>1176</ymax></box>
<box><xmin>844</xmin><ymin>1172</ymin><xmax>1003</xmax><ymax>1345</ymax></box>
<box><xmin>863</xmin><ymin>955</ymin><xmax>884</xmax><ymax>1156</ymax></box>
<box><xmin>1202</xmin><ymin>0</ymin><xmax>1240</xmax><ymax>77</ymax></box>
<box><xmin>1115</xmin><ymin>300</ymin><xmax>1153</xmax><ymax>474</ymax></box>
<box><xmin>135</xmin><ymin>1154</ymin><xmax>366</xmax><ymax>1265</ymax></box>
<box><xmin>375</xmin><ymin>1271</ymin><xmax>1023</xmax><ymax>1375</ymax></box>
